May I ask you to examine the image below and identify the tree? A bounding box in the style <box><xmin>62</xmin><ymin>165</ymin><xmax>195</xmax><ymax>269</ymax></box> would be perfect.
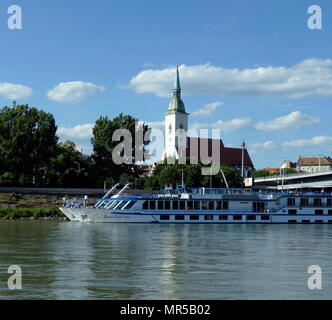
<box><xmin>139</xmin><ymin>163</ymin><xmax>243</xmax><ymax>190</ymax></box>
<box><xmin>46</xmin><ymin>141</ymin><xmax>95</xmax><ymax>188</ymax></box>
<box><xmin>91</xmin><ymin>113</ymin><xmax>151</xmax><ymax>186</ymax></box>
<box><xmin>253</xmin><ymin>170</ymin><xmax>271</xmax><ymax>178</ymax></box>
<box><xmin>0</xmin><ymin>104</ymin><xmax>58</xmax><ymax>186</ymax></box>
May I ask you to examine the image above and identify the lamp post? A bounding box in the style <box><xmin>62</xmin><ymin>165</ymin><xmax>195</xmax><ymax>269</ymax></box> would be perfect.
<box><xmin>278</xmin><ymin>157</ymin><xmax>285</xmax><ymax>191</ymax></box>
<box><xmin>318</xmin><ymin>154</ymin><xmax>324</xmax><ymax>172</ymax></box>
<box><xmin>241</xmin><ymin>141</ymin><xmax>245</xmax><ymax>178</ymax></box>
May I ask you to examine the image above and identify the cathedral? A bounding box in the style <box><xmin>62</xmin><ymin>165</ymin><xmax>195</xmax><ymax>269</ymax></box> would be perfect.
<box><xmin>162</xmin><ymin>66</ymin><xmax>255</xmax><ymax>178</ymax></box>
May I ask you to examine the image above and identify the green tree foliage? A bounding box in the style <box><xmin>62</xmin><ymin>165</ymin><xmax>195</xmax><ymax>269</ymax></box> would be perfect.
<box><xmin>46</xmin><ymin>141</ymin><xmax>94</xmax><ymax>188</ymax></box>
<box><xmin>0</xmin><ymin>104</ymin><xmax>58</xmax><ymax>186</ymax></box>
<box><xmin>252</xmin><ymin>170</ymin><xmax>272</xmax><ymax>178</ymax></box>
<box><xmin>0</xmin><ymin>105</ymin><xmax>247</xmax><ymax>190</ymax></box>
<box><xmin>253</xmin><ymin>168</ymin><xmax>296</xmax><ymax>178</ymax></box>
<box><xmin>91</xmin><ymin>113</ymin><xmax>150</xmax><ymax>186</ymax></box>
<box><xmin>284</xmin><ymin>168</ymin><xmax>296</xmax><ymax>175</ymax></box>
<box><xmin>138</xmin><ymin>163</ymin><xmax>243</xmax><ymax>190</ymax></box>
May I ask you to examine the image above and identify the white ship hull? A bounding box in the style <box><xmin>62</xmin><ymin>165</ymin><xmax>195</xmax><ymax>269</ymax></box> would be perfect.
<box><xmin>60</xmin><ymin>208</ymin><xmax>155</xmax><ymax>223</ymax></box>
<box><xmin>60</xmin><ymin>207</ymin><xmax>332</xmax><ymax>224</ymax></box>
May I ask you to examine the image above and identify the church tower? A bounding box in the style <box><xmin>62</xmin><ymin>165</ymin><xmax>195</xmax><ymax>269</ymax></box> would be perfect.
<box><xmin>163</xmin><ymin>66</ymin><xmax>189</xmax><ymax>160</ymax></box>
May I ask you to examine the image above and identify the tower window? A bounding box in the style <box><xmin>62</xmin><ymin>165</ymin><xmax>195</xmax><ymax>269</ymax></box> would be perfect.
<box><xmin>179</xmin><ymin>123</ymin><xmax>184</xmax><ymax>129</ymax></box>
<box><xmin>169</xmin><ymin>124</ymin><xmax>172</xmax><ymax>134</ymax></box>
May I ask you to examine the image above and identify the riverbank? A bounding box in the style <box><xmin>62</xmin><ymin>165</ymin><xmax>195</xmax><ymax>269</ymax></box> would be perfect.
<box><xmin>0</xmin><ymin>193</ymin><xmax>68</xmax><ymax>220</ymax></box>
<box><xmin>0</xmin><ymin>208</ymin><xmax>67</xmax><ymax>220</ymax></box>
<box><xmin>0</xmin><ymin>190</ymin><xmax>98</xmax><ymax>221</ymax></box>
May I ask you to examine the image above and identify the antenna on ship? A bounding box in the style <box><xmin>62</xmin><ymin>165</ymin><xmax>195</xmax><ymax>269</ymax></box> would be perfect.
<box><xmin>220</xmin><ymin>168</ymin><xmax>229</xmax><ymax>189</ymax></box>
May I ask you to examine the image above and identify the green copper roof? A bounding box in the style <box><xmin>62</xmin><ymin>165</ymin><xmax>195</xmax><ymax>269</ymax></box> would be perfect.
<box><xmin>167</xmin><ymin>66</ymin><xmax>187</xmax><ymax>114</ymax></box>
<box><xmin>174</xmin><ymin>65</ymin><xmax>181</xmax><ymax>90</ymax></box>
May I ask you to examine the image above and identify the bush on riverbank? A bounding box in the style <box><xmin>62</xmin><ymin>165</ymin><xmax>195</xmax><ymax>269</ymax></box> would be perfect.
<box><xmin>0</xmin><ymin>208</ymin><xmax>65</xmax><ymax>220</ymax></box>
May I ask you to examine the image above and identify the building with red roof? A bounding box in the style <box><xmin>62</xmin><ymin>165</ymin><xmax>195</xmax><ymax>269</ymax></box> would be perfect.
<box><xmin>162</xmin><ymin>67</ymin><xmax>255</xmax><ymax>177</ymax></box>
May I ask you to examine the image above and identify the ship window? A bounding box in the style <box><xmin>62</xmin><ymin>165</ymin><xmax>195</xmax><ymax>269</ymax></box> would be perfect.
<box><xmin>116</xmin><ymin>201</ymin><xmax>128</xmax><ymax>210</ymax></box>
<box><xmin>314</xmin><ymin>198</ymin><xmax>322</xmax><ymax>207</ymax></box>
<box><xmin>202</xmin><ymin>201</ymin><xmax>208</xmax><ymax>210</ymax></box>
<box><xmin>205</xmin><ymin>215</ymin><xmax>214</xmax><ymax>221</ymax></box>
<box><xmin>328</xmin><ymin>221</ymin><xmax>332</xmax><ymax>223</ymax></box>
<box><xmin>223</xmin><ymin>201</ymin><xmax>229</xmax><ymax>210</ymax></box>
<box><xmin>124</xmin><ymin>201</ymin><xmax>137</xmax><ymax>210</ymax></box>
<box><xmin>190</xmin><ymin>215</ymin><xmax>200</xmax><ymax>221</ymax></box>
<box><xmin>142</xmin><ymin>201</ymin><xmax>148</xmax><ymax>210</ymax></box>
<box><xmin>149</xmin><ymin>201</ymin><xmax>156</xmax><ymax>210</ymax></box>
<box><xmin>288</xmin><ymin>220</ymin><xmax>297</xmax><ymax>224</ymax></box>
<box><xmin>288</xmin><ymin>209</ymin><xmax>297</xmax><ymax>215</ymax></box>
<box><xmin>216</xmin><ymin>201</ymin><xmax>222</xmax><ymax>210</ymax></box>
<box><xmin>247</xmin><ymin>215</ymin><xmax>256</xmax><ymax>221</ymax></box>
<box><xmin>175</xmin><ymin>215</ymin><xmax>185</xmax><ymax>221</ymax></box>
<box><xmin>158</xmin><ymin>201</ymin><xmax>164</xmax><ymax>210</ymax></box>
<box><xmin>194</xmin><ymin>201</ymin><xmax>200</xmax><ymax>210</ymax></box>
<box><xmin>327</xmin><ymin>199</ymin><xmax>332</xmax><ymax>206</ymax></box>
<box><xmin>107</xmin><ymin>201</ymin><xmax>114</xmax><ymax>208</ymax></box>
<box><xmin>219</xmin><ymin>215</ymin><xmax>228</xmax><ymax>221</ymax></box>
<box><xmin>165</xmin><ymin>201</ymin><xmax>171</xmax><ymax>210</ymax></box>
<box><xmin>109</xmin><ymin>201</ymin><xmax>120</xmax><ymax>209</ymax></box>
<box><xmin>187</xmin><ymin>201</ymin><xmax>194</xmax><ymax>210</ymax></box>
<box><xmin>179</xmin><ymin>201</ymin><xmax>185</xmax><ymax>210</ymax></box>
<box><xmin>315</xmin><ymin>220</ymin><xmax>324</xmax><ymax>223</ymax></box>
<box><xmin>261</xmin><ymin>215</ymin><xmax>270</xmax><ymax>221</ymax></box>
<box><xmin>173</xmin><ymin>201</ymin><xmax>179</xmax><ymax>210</ymax></box>
<box><xmin>253</xmin><ymin>202</ymin><xmax>265</xmax><ymax>212</ymax></box>
<box><xmin>160</xmin><ymin>215</ymin><xmax>170</xmax><ymax>221</ymax></box>
<box><xmin>208</xmin><ymin>201</ymin><xmax>214</xmax><ymax>210</ymax></box>
<box><xmin>101</xmin><ymin>201</ymin><xmax>110</xmax><ymax>209</ymax></box>
<box><xmin>233</xmin><ymin>215</ymin><xmax>242</xmax><ymax>221</ymax></box>
<box><xmin>328</xmin><ymin>210</ymin><xmax>332</xmax><ymax>215</ymax></box>
<box><xmin>300</xmin><ymin>198</ymin><xmax>309</xmax><ymax>207</ymax></box>
<box><xmin>302</xmin><ymin>220</ymin><xmax>311</xmax><ymax>224</ymax></box>
<box><xmin>105</xmin><ymin>201</ymin><xmax>113</xmax><ymax>208</ymax></box>
<box><xmin>315</xmin><ymin>209</ymin><xmax>323</xmax><ymax>215</ymax></box>
<box><xmin>287</xmin><ymin>198</ymin><xmax>296</xmax><ymax>206</ymax></box>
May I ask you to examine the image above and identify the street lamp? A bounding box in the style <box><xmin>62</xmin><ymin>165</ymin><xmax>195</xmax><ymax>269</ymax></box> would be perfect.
<box><xmin>278</xmin><ymin>157</ymin><xmax>285</xmax><ymax>191</ymax></box>
<box><xmin>318</xmin><ymin>154</ymin><xmax>324</xmax><ymax>172</ymax></box>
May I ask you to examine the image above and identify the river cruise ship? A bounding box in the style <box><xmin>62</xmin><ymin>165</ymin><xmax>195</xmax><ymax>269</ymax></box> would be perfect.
<box><xmin>60</xmin><ymin>184</ymin><xmax>332</xmax><ymax>224</ymax></box>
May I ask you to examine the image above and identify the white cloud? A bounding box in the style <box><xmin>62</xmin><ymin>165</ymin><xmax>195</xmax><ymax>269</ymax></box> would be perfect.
<box><xmin>57</xmin><ymin>124</ymin><xmax>94</xmax><ymax>141</ymax></box>
<box><xmin>211</xmin><ymin>118</ymin><xmax>251</xmax><ymax>133</ymax></box>
<box><xmin>128</xmin><ymin>59</ymin><xmax>332</xmax><ymax>99</ymax></box>
<box><xmin>190</xmin><ymin>117</ymin><xmax>250</xmax><ymax>133</ymax></box>
<box><xmin>0</xmin><ymin>83</ymin><xmax>32</xmax><ymax>99</ymax></box>
<box><xmin>247</xmin><ymin>141</ymin><xmax>276</xmax><ymax>155</ymax></box>
<box><xmin>145</xmin><ymin>121</ymin><xmax>165</xmax><ymax>130</ymax></box>
<box><xmin>254</xmin><ymin>111</ymin><xmax>320</xmax><ymax>132</ymax></box>
<box><xmin>47</xmin><ymin>81</ymin><xmax>105</xmax><ymax>103</ymax></box>
<box><xmin>192</xmin><ymin>101</ymin><xmax>223</xmax><ymax>117</ymax></box>
<box><xmin>282</xmin><ymin>136</ymin><xmax>332</xmax><ymax>148</ymax></box>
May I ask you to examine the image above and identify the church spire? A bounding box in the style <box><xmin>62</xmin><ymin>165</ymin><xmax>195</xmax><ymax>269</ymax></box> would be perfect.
<box><xmin>174</xmin><ymin>65</ymin><xmax>181</xmax><ymax>92</ymax></box>
<box><xmin>168</xmin><ymin>66</ymin><xmax>187</xmax><ymax>114</ymax></box>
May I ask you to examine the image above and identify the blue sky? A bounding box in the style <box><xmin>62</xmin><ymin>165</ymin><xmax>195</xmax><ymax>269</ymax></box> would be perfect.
<box><xmin>0</xmin><ymin>0</ymin><xmax>332</xmax><ymax>169</ymax></box>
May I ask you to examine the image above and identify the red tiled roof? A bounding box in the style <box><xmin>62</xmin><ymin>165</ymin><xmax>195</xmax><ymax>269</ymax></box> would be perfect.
<box><xmin>261</xmin><ymin>168</ymin><xmax>280</xmax><ymax>174</ymax></box>
<box><xmin>298</xmin><ymin>157</ymin><xmax>332</xmax><ymax>166</ymax></box>
<box><xmin>185</xmin><ymin>137</ymin><xmax>254</xmax><ymax>168</ymax></box>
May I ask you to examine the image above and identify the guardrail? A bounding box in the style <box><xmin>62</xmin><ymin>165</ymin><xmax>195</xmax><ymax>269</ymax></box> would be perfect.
<box><xmin>255</xmin><ymin>169</ymin><xmax>332</xmax><ymax>182</ymax></box>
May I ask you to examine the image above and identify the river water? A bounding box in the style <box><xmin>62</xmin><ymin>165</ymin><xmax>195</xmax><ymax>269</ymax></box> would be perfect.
<box><xmin>0</xmin><ymin>221</ymin><xmax>331</xmax><ymax>300</ymax></box>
